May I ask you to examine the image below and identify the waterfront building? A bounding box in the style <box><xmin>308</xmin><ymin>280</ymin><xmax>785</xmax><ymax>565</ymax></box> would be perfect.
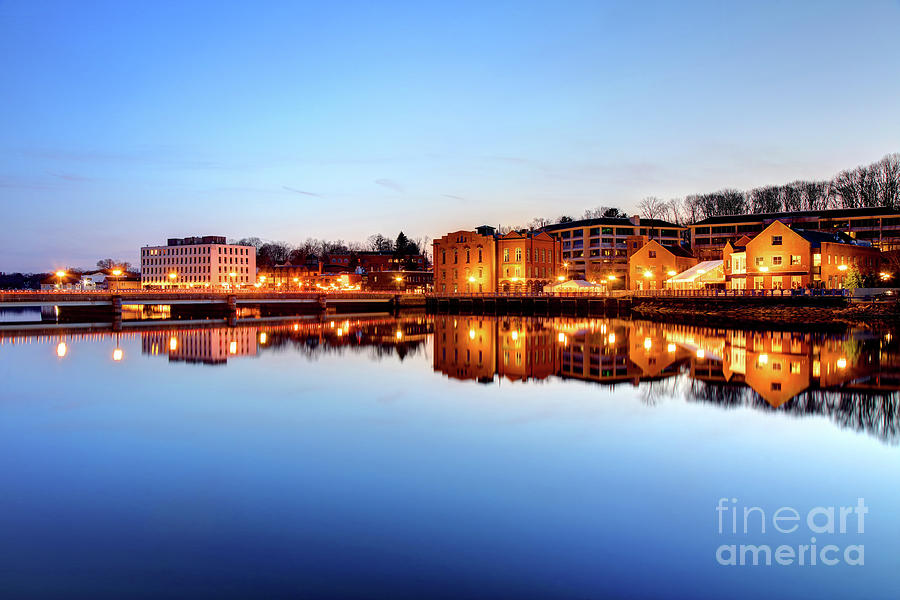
<box><xmin>256</xmin><ymin>264</ymin><xmax>320</xmax><ymax>289</ymax></box>
<box><xmin>432</xmin><ymin>226</ymin><xmax>561</xmax><ymax>294</ymax></box>
<box><xmin>723</xmin><ymin>220</ymin><xmax>881</xmax><ymax>290</ymax></box>
<box><xmin>541</xmin><ymin>216</ymin><xmax>686</xmax><ymax>283</ymax></box>
<box><xmin>627</xmin><ymin>240</ymin><xmax>697</xmax><ymax>290</ymax></box>
<box><xmin>323</xmin><ymin>251</ymin><xmax>427</xmax><ymax>273</ymax></box>
<box><xmin>140</xmin><ymin>236</ymin><xmax>256</xmax><ymax>289</ymax></box>
<box><xmin>689</xmin><ymin>207</ymin><xmax>900</xmax><ymax>261</ymax></box>
<box><xmin>363</xmin><ymin>270</ymin><xmax>433</xmax><ymax>292</ymax></box>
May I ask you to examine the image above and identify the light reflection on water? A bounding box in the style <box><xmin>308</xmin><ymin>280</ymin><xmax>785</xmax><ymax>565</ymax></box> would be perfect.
<box><xmin>0</xmin><ymin>314</ymin><xmax>898</xmax><ymax>598</ymax></box>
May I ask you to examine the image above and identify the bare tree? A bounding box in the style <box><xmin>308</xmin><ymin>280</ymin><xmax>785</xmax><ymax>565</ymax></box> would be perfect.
<box><xmin>638</xmin><ymin>196</ymin><xmax>667</xmax><ymax>219</ymax></box>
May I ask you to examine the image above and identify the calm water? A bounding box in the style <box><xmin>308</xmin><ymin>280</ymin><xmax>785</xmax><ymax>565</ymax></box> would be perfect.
<box><xmin>0</xmin><ymin>313</ymin><xmax>898</xmax><ymax>599</ymax></box>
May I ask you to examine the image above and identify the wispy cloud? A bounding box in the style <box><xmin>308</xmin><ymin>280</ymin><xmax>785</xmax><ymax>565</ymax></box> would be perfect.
<box><xmin>282</xmin><ymin>186</ymin><xmax>321</xmax><ymax>197</ymax></box>
<box><xmin>47</xmin><ymin>171</ymin><xmax>91</xmax><ymax>182</ymax></box>
<box><xmin>375</xmin><ymin>178</ymin><xmax>404</xmax><ymax>193</ymax></box>
<box><xmin>443</xmin><ymin>194</ymin><xmax>465</xmax><ymax>200</ymax></box>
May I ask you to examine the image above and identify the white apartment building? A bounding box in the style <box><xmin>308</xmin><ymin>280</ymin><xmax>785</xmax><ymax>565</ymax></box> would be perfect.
<box><xmin>140</xmin><ymin>235</ymin><xmax>256</xmax><ymax>289</ymax></box>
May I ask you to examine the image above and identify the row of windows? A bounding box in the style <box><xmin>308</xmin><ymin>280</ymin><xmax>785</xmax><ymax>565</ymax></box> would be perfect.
<box><xmin>559</xmin><ymin>228</ymin><xmax>680</xmax><ymax>238</ymax></box>
<box><xmin>142</xmin><ymin>245</ymin><xmax>251</xmax><ymax>256</ymax></box>
<box><xmin>143</xmin><ymin>266</ymin><xmax>251</xmax><ymax>276</ymax></box>
<box><xmin>142</xmin><ymin>275</ymin><xmax>251</xmax><ymax>283</ymax></box>
<box><xmin>142</xmin><ymin>256</ymin><xmax>250</xmax><ymax>266</ymax></box>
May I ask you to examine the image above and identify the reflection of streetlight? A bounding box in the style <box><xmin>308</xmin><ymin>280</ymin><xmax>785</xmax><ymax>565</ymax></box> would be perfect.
<box><xmin>169</xmin><ymin>336</ymin><xmax>178</xmax><ymax>351</ymax></box>
<box><xmin>112</xmin><ymin>348</ymin><xmax>123</xmax><ymax>361</ymax></box>
<box><xmin>667</xmin><ymin>343</ymin><xmax>676</xmax><ymax>353</ymax></box>
<box><xmin>837</xmin><ymin>357</ymin><xmax>847</xmax><ymax>369</ymax></box>
<box><xmin>395</xmin><ymin>330</ymin><xmax>403</xmax><ymax>340</ymax></box>
<box><xmin>468</xmin><ymin>276</ymin><xmax>476</xmax><ymax>283</ymax></box>
<box><xmin>557</xmin><ymin>275</ymin><xmax>565</xmax><ymax>281</ymax></box>
<box><xmin>696</xmin><ymin>349</ymin><xmax>705</xmax><ymax>359</ymax></box>
<box><xmin>56</xmin><ymin>341</ymin><xmax>67</xmax><ymax>358</ymax></box>
<box><xmin>229</xmin><ymin>340</ymin><xmax>237</xmax><ymax>354</ymax></box>
<box><xmin>667</xmin><ymin>270</ymin><xmax>677</xmax><ymax>277</ymax></box>
<box><xmin>644</xmin><ymin>337</ymin><xmax>652</xmax><ymax>350</ymax></box>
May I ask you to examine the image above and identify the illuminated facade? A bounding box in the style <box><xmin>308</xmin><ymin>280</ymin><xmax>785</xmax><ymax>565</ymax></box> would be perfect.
<box><xmin>541</xmin><ymin>216</ymin><xmax>685</xmax><ymax>282</ymax></box>
<box><xmin>140</xmin><ymin>236</ymin><xmax>256</xmax><ymax>289</ymax></box>
<box><xmin>432</xmin><ymin>226</ymin><xmax>562</xmax><ymax>293</ymax></box>
<box><xmin>690</xmin><ymin>206</ymin><xmax>900</xmax><ymax>261</ymax></box>
<box><xmin>628</xmin><ymin>240</ymin><xmax>697</xmax><ymax>290</ymax></box>
<box><xmin>723</xmin><ymin>221</ymin><xmax>881</xmax><ymax>290</ymax></box>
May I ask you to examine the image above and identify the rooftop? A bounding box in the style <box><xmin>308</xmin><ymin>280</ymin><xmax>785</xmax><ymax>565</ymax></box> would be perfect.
<box><xmin>542</xmin><ymin>216</ymin><xmax>683</xmax><ymax>231</ymax></box>
<box><xmin>692</xmin><ymin>206</ymin><xmax>900</xmax><ymax>227</ymax></box>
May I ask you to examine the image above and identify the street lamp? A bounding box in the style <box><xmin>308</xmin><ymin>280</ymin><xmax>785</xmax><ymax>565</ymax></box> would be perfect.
<box><xmin>837</xmin><ymin>264</ymin><xmax>848</xmax><ymax>272</ymax></box>
<box><xmin>168</xmin><ymin>272</ymin><xmax>177</xmax><ymax>289</ymax></box>
<box><xmin>111</xmin><ymin>268</ymin><xmax>122</xmax><ymax>291</ymax></box>
<box><xmin>55</xmin><ymin>270</ymin><xmax>66</xmax><ymax>290</ymax></box>
<box><xmin>229</xmin><ymin>272</ymin><xmax>237</xmax><ymax>291</ymax></box>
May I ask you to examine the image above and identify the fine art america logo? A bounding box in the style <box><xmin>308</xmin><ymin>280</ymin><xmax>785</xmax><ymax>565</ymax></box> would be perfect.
<box><xmin>715</xmin><ymin>498</ymin><xmax>867</xmax><ymax>566</ymax></box>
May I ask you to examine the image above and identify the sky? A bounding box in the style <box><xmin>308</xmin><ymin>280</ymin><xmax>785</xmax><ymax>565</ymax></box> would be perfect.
<box><xmin>0</xmin><ymin>0</ymin><xmax>898</xmax><ymax>272</ymax></box>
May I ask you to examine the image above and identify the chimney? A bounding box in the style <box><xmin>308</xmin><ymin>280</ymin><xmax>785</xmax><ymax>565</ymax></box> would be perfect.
<box><xmin>630</xmin><ymin>215</ymin><xmax>640</xmax><ymax>226</ymax></box>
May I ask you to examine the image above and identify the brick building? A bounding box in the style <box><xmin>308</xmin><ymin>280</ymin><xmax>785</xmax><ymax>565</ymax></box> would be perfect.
<box><xmin>627</xmin><ymin>241</ymin><xmax>697</xmax><ymax>290</ymax></box>
<box><xmin>689</xmin><ymin>207</ymin><xmax>900</xmax><ymax>261</ymax></box>
<box><xmin>432</xmin><ymin>225</ymin><xmax>562</xmax><ymax>294</ymax></box>
<box><xmin>723</xmin><ymin>221</ymin><xmax>881</xmax><ymax>290</ymax></box>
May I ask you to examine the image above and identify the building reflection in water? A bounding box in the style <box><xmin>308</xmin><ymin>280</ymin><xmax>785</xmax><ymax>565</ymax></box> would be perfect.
<box><xmin>141</xmin><ymin>315</ymin><xmax>432</xmax><ymax>365</ymax></box>
<box><xmin>433</xmin><ymin>315</ymin><xmax>888</xmax><ymax>407</ymax></box>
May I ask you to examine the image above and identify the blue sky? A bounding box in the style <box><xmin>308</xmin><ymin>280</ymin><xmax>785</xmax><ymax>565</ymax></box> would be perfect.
<box><xmin>1</xmin><ymin>0</ymin><xmax>898</xmax><ymax>271</ymax></box>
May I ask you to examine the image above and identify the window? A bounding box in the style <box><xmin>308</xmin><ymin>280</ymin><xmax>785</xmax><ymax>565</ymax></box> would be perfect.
<box><xmin>772</xmin><ymin>256</ymin><xmax>782</xmax><ymax>266</ymax></box>
<box><xmin>790</xmin><ymin>255</ymin><xmax>801</xmax><ymax>265</ymax></box>
<box><xmin>503</xmin><ymin>249</ymin><xmax>509</xmax><ymax>262</ymax></box>
<box><xmin>515</xmin><ymin>248</ymin><xmax>522</xmax><ymax>262</ymax></box>
<box><xmin>648</xmin><ymin>250</ymin><xmax>656</xmax><ymax>258</ymax></box>
<box><xmin>755</xmin><ymin>257</ymin><xmax>765</xmax><ymax>266</ymax></box>
<box><xmin>772</xmin><ymin>235</ymin><xmax>782</xmax><ymax>246</ymax></box>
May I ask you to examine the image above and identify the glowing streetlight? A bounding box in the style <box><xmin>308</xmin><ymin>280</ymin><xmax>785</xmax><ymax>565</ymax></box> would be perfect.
<box><xmin>168</xmin><ymin>272</ymin><xmax>177</xmax><ymax>289</ymax></box>
<box><xmin>667</xmin><ymin>343</ymin><xmax>676</xmax><ymax>353</ymax></box>
<box><xmin>696</xmin><ymin>349</ymin><xmax>705</xmax><ymax>359</ymax></box>
<box><xmin>55</xmin><ymin>270</ymin><xmax>66</xmax><ymax>289</ymax></box>
<box><xmin>557</xmin><ymin>275</ymin><xmax>565</xmax><ymax>281</ymax></box>
<box><xmin>667</xmin><ymin>270</ymin><xmax>677</xmax><ymax>277</ymax></box>
<box><xmin>880</xmin><ymin>272</ymin><xmax>891</xmax><ymax>280</ymax></box>
<box><xmin>169</xmin><ymin>336</ymin><xmax>178</xmax><ymax>351</ymax></box>
<box><xmin>469</xmin><ymin>329</ymin><xmax>476</xmax><ymax>340</ymax></box>
<box><xmin>607</xmin><ymin>275</ymin><xmax>616</xmax><ymax>281</ymax></box>
<box><xmin>511</xmin><ymin>330</ymin><xmax>518</xmax><ymax>341</ymax></box>
<box><xmin>837</xmin><ymin>357</ymin><xmax>847</xmax><ymax>369</ymax></box>
<box><xmin>111</xmin><ymin>268</ymin><xmax>122</xmax><ymax>291</ymax></box>
<box><xmin>395</xmin><ymin>330</ymin><xmax>403</xmax><ymax>340</ymax></box>
<box><xmin>468</xmin><ymin>276</ymin><xmax>476</xmax><ymax>283</ymax></box>
<box><xmin>837</xmin><ymin>264</ymin><xmax>848</xmax><ymax>272</ymax></box>
<box><xmin>643</xmin><ymin>337</ymin><xmax>652</xmax><ymax>350</ymax></box>
<box><xmin>643</xmin><ymin>270</ymin><xmax>653</xmax><ymax>278</ymax></box>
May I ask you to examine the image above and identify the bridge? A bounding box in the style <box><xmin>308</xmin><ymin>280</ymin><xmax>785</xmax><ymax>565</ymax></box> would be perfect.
<box><xmin>0</xmin><ymin>290</ymin><xmax>426</xmax><ymax>325</ymax></box>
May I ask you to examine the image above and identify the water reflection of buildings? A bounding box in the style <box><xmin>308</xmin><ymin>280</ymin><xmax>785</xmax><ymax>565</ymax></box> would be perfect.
<box><xmin>432</xmin><ymin>316</ymin><xmax>881</xmax><ymax>406</ymax></box>
<box><xmin>143</xmin><ymin>327</ymin><xmax>258</xmax><ymax>365</ymax></box>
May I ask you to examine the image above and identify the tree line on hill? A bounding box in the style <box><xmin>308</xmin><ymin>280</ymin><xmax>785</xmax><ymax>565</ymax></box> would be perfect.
<box><xmin>523</xmin><ymin>152</ymin><xmax>900</xmax><ymax>227</ymax></box>
<box><xmin>235</xmin><ymin>231</ymin><xmax>430</xmax><ymax>268</ymax></box>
